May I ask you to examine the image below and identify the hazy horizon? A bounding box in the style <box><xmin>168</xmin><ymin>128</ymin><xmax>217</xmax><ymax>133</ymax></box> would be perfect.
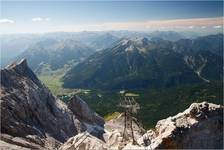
<box><xmin>1</xmin><ymin>1</ymin><xmax>223</xmax><ymax>34</ymax></box>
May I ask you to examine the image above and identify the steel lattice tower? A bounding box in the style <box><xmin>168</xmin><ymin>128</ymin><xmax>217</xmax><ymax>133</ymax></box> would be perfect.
<box><xmin>118</xmin><ymin>95</ymin><xmax>140</xmax><ymax>145</ymax></box>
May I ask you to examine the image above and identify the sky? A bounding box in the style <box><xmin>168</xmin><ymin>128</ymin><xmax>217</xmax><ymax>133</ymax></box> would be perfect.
<box><xmin>0</xmin><ymin>1</ymin><xmax>223</xmax><ymax>34</ymax></box>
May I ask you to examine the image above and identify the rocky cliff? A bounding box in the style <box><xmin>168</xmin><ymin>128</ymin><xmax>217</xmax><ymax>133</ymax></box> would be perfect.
<box><xmin>0</xmin><ymin>59</ymin><xmax>104</xmax><ymax>149</ymax></box>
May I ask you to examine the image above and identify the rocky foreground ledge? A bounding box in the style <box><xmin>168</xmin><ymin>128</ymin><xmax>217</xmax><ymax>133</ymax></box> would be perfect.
<box><xmin>136</xmin><ymin>101</ymin><xmax>223</xmax><ymax>149</ymax></box>
<box><xmin>59</xmin><ymin>102</ymin><xmax>223</xmax><ymax>150</ymax></box>
<box><xmin>0</xmin><ymin>59</ymin><xmax>223</xmax><ymax>149</ymax></box>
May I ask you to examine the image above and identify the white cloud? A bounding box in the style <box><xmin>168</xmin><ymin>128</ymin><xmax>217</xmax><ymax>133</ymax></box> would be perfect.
<box><xmin>0</xmin><ymin>19</ymin><xmax>15</xmax><ymax>24</ymax></box>
<box><xmin>66</xmin><ymin>17</ymin><xmax>223</xmax><ymax>31</ymax></box>
<box><xmin>1</xmin><ymin>17</ymin><xmax>223</xmax><ymax>34</ymax></box>
<box><xmin>213</xmin><ymin>25</ymin><xmax>222</xmax><ymax>28</ymax></box>
<box><xmin>47</xmin><ymin>17</ymin><xmax>223</xmax><ymax>32</ymax></box>
<box><xmin>32</xmin><ymin>17</ymin><xmax>50</xmax><ymax>22</ymax></box>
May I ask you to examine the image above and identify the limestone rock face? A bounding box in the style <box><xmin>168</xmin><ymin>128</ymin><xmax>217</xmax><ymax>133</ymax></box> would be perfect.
<box><xmin>1</xmin><ymin>59</ymin><xmax>77</xmax><ymax>144</ymax></box>
<box><xmin>68</xmin><ymin>95</ymin><xmax>105</xmax><ymax>139</ymax></box>
<box><xmin>59</xmin><ymin>132</ymin><xmax>107</xmax><ymax>150</ymax></box>
<box><xmin>68</xmin><ymin>95</ymin><xmax>104</xmax><ymax>127</ymax></box>
<box><xmin>0</xmin><ymin>140</ymin><xmax>30</xmax><ymax>150</ymax></box>
<box><xmin>0</xmin><ymin>59</ymin><xmax>104</xmax><ymax>149</ymax></box>
<box><xmin>138</xmin><ymin>102</ymin><xmax>223</xmax><ymax>149</ymax></box>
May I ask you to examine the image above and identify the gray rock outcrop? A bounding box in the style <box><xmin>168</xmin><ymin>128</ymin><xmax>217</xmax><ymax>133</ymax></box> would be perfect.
<box><xmin>0</xmin><ymin>59</ymin><xmax>104</xmax><ymax>149</ymax></box>
<box><xmin>59</xmin><ymin>132</ymin><xmax>107</xmax><ymax>150</ymax></box>
<box><xmin>68</xmin><ymin>95</ymin><xmax>105</xmax><ymax>139</ymax></box>
<box><xmin>68</xmin><ymin>95</ymin><xmax>104</xmax><ymax>127</ymax></box>
<box><xmin>59</xmin><ymin>102</ymin><xmax>223</xmax><ymax>150</ymax></box>
<box><xmin>137</xmin><ymin>102</ymin><xmax>223</xmax><ymax>149</ymax></box>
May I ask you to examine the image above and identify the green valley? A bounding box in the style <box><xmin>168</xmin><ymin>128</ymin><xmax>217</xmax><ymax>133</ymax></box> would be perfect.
<box><xmin>39</xmin><ymin>72</ymin><xmax>223</xmax><ymax>129</ymax></box>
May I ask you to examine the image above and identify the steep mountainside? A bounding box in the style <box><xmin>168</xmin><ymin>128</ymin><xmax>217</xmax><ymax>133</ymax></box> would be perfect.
<box><xmin>0</xmin><ymin>59</ymin><xmax>104</xmax><ymax>149</ymax></box>
<box><xmin>15</xmin><ymin>39</ymin><xmax>95</xmax><ymax>71</ymax></box>
<box><xmin>173</xmin><ymin>34</ymin><xmax>223</xmax><ymax>56</ymax></box>
<box><xmin>63</xmin><ymin>34</ymin><xmax>223</xmax><ymax>90</ymax></box>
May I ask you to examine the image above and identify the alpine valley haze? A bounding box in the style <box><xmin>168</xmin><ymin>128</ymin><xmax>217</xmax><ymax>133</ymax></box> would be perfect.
<box><xmin>0</xmin><ymin>1</ymin><xmax>223</xmax><ymax>150</ymax></box>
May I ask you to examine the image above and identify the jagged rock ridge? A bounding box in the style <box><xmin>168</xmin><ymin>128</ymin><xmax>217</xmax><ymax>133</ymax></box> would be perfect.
<box><xmin>0</xmin><ymin>59</ymin><xmax>104</xmax><ymax>149</ymax></box>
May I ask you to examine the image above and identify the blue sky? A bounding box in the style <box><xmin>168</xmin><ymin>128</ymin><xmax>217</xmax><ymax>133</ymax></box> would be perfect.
<box><xmin>0</xmin><ymin>1</ymin><xmax>223</xmax><ymax>33</ymax></box>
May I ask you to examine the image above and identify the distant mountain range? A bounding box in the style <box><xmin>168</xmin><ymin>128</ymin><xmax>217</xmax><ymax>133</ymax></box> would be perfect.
<box><xmin>149</xmin><ymin>31</ymin><xmax>186</xmax><ymax>41</ymax></box>
<box><xmin>63</xmin><ymin>34</ymin><xmax>223</xmax><ymax>90</ymax></box>
<box><xmin>1</xmin><ymin>31</ymin><xmax>223</xmax><ymax>81</ymax></box>
<box><xmin>15</xmin><ymin>39</ymin><xmax>95</xmax><ymax>72</ymax></box>
<box><xmin>88</xmin><ymin>33</ymin><xmax>120</xmax><ymax>50</ymax></box>
<box><xmin>0</xmin><ymin>32</ymin><xmax>120</xmax><ymax>69</ymax></box>
<box><xmin>1</xmin><ymin>30</ymin><xmax>217</xmax><ymax>64</ymax></box>
<box><xmin>0</xmin><ymin>34</ymin><xmax>41</xmax><ymax>67</ymax></box>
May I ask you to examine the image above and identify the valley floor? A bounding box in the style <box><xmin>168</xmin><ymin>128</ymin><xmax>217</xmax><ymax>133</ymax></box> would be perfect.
<box><xmin>39</xmin><ymin>74</ymin><xmax>223</xmax><ymax>129</ymax></box>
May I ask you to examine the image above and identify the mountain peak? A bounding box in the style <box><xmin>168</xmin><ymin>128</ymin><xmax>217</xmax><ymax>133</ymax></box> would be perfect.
<box><xmin>120</xmin><ymin>37</ymin><xmax>149</xmax><ymax>46</ymax></box>
<box><xmin>16</xmin><ymin>58</ymin><xmax>28</xmax><ymax>69</ymax></box>
<box><xmin>6</xmin><ymin>58</ymin><xmax>27</xmax><ymax>69</ymax></box>
<box><xmin>2</xmin><ymin>59</ymin><xmax>42</xmax><ymax>87</ymax></box>
<box><xmin>118</xmin><ymin>37</ymin><xmax>150</xmax><ymax>53</ymax></box>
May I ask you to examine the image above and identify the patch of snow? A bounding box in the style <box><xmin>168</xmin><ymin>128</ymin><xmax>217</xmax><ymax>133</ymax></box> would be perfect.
<box><xmin>121</xmin><ymin>39</ymin><xmax>129</xmax><ymax>46</ymax></box>
<box><xmin>125</xmin><ymin>45</ymin><xmax>134</xmax><ymax>52</ymax></box>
